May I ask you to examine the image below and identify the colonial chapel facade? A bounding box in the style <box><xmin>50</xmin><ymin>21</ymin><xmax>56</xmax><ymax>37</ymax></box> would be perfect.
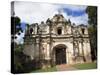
<box><xmin>23</xmin><ymin>14</ymin><xmax>91</xmax><ymax>66</ymax></box>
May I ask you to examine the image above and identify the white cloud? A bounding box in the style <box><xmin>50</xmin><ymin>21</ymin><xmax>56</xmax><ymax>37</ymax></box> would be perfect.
<box><xmin>60</xmin><ymin>4</ymin><xmax>87</xmax><ymax>11</ymax></box>
<box><xmin>13</xmin><ymin>1</ymin><xmax>89</xmax><ymax>44</ymax></box>
<box><xmin>63</xmin><ymin>13</ymin><xmax>88</xmax><ymax>25</ymax></box>
<box><xmin>14</xmin><ymin>2</ymin><xmax>60</xmax><ymax>24</ymax></box>
<box><xmin>70</xmin><ymin>13</ymin><xmax>88</xmax><ymax>25</ymax></box>
<box><xmin>14</xmin><ymin>1</ymin><xmax>88</xmax><ymax>25</ymax></box>
<box><xmin>14</xmin><ymin>31</ymin><xmax>25</xmax><ymax>44</ymax></box>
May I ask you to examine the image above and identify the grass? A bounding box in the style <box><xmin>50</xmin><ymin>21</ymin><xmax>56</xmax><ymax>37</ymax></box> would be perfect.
<box><xmin>31</xmin><ymin>66</ymin><xmax>57</xmax><ymax>72</ymax></box>
<box><xmin>31</xmin><ymin>62</ymin><xmax>97</xmax><ymax>72</ymax></box>
<box><xmin>72</xmin><ymin>62</ymin><xmax>97</xmax><ymax>70</ymax></box>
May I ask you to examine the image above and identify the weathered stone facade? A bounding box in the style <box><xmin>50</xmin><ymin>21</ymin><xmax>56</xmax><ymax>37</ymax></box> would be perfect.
<box><xmin>23</xmin><ymin>14</ymin><xmax>91</xmax><ymax>66</ymax></box>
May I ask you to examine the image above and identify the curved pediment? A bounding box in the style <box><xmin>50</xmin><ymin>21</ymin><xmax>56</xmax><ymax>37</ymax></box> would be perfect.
<box><xmin>51</xmin><ymin>14</ymin><xmax>67</xmax><ymax>23</ymax></box>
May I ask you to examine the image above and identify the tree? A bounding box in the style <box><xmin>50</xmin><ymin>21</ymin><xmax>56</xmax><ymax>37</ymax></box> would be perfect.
<box><xmin>86</xmin><ymin>6</ymin><xmax>97</xmax><ymax>26</ymax></box>
<box><xmin>11</xmin><ymin>16</ymin><xmax>27</xmax><ymax>73</ymax></box>
<box><xmin>86</xmin><ymin>6</ymin><xmax>97</xmax><ymax>61</ymax></box>
<box><xmin>11</xmin><ymin>16</ymin><xmax>22</xmax><ymax>35</ymax></box>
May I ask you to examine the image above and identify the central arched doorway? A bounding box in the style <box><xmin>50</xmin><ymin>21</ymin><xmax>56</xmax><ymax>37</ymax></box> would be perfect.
<box><xmin>53</xmin><ymin>44</ymin><xmax>67</xmax><ymax>65</ymax></box>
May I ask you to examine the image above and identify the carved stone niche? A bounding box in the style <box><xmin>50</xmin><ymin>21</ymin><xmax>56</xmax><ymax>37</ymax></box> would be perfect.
<box><xmin>46</xmin><ymin>38</ymin><xmax>50</xmax><ymax>44</ymax></box>
<box><xmin>36</xmin><ymin>38</ymin><xmax>40</xmax><ymax>44</ymax></box>
<box><xmin>42</xmin><ymin>39</ymin><xmax>46</xmax><ymax>43</ymax></box>
<box><xmin>84</xmin><ymin>39</ymin><xmax>89</xmax><ymax>43</ymax></box>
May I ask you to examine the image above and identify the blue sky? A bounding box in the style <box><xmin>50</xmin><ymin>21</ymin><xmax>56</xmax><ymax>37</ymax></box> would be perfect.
<box><xmin>62</xmin><ymin>8</ymin><xmax>85</xmax><ymax>17</ymax></box>
<box><xmin>20</xmin><ymin>22</ymin><xmax>26</xmax><ymax>31</ymax></box>
<box><xmin>19</xmin><ymin>7</ymin><xmax>87</xmax><ymax>31</ymax></box>
<box><xmin>14</xmin><ymin>23</ymin><xmax>26</xmax><ymax>44</ymax></box>
<box><xmin>13</xmin><ymin>1</ymin><xmax>88</xmax><ymax>44</ymax></box>
<box><xmin>14</xmin><ymin>1</ymin><xmax>88</xmax><ymax>25</ymax></box>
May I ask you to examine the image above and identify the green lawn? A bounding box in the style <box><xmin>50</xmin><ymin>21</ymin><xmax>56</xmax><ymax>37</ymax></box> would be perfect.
<box><xmin>31</xmin><ymin>66</ymin><xmax>57</xmax><ymax>72</ymax></box>
<box><xmin>31</xmin><ymin>62</ymin><xmax>97</xmax><ymax>72</ymax></box>
<box><xmin>72</xmin><ymin>62</ymin><xmax>97</xmax><ymax>70</ymax></box>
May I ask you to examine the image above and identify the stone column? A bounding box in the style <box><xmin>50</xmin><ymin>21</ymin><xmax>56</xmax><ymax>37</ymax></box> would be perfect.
<box><xmin>46</xmin><ymin>44</ymin><xmax>50</xmax><ymax>60</ymax></box>
<box><xmin>79</xmin><ymin>41</ymin><xmax>85</xmax><ymax>56</ymax></box>
<box><xmin>35</xmin><ymin>38</ymin><xmax>40</xmax><ymax>60</ymax></box>
<box><xmin>66</xmin><ymin>41</ymin><xmax>74</xmax><ymax>64</ymax></box>
<box><xmin>66</xmin><ymin>48</ymin><xmax>69</xmax><ymax>64</ymax></box>
<box><xmin>84</xmin><ymin>40</ymin><xmax>91</xmax><ymax>62</ymax></box>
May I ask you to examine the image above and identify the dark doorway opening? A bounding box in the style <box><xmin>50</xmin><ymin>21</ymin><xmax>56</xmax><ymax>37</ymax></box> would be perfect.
<box><xmin>55</xmin><ymin>48</ymin><xmax>66</xmax><ymax>65</ymax></box>
<box><xmin>81</xmin><ymin>28</ymin><xmax>85</xmax><ymax>34</ymax></box>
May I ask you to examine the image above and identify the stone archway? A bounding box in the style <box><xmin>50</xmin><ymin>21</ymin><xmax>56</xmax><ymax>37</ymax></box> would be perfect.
<box><xmin>52</xmin><ymin>44</ymin><xmax>67</xmax><ymax>65</ymax></box>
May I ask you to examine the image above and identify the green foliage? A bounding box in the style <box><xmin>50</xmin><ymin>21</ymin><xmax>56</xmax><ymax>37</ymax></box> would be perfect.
<box><xmin>73</xmin><ymin>63</ymin><xmax>97</xmax><ymax>69</ymax></box>
<box><xmin>14</xmin><ymin>44</ymin><xmax>25</xmax><ymax>73</ymax></box>
<box><xmin>11</xmin><ymin>16</ymin><xmax>22</xmax><ymax>35</ymax></box>
<box><xmin>86</xmin><ymin>6</ymin><xmax>97</xmax><ymax>61</ymax></box>
<box><xmin>88</xmin><ymin>25</ymin><xmax>97</xmax><ymax>61</ymax></box>
<box><xmin>14</xmin><ymin>44</ymin><xmax>23</xmax><ymax>52</ymax></box>
<box><xmin>86</xmin><ymin>6</ymin><xmax>97</xmax><ymax>25</ymax></box>
<box><xmin>26</xmin><ymin>24</ymin><xmax>30</xmax><ymax>28</ymax></box>
<box><xmin>14</xmin><ymin>44</ymin><xmax>43</xmax><ymax>73</ymax></box>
